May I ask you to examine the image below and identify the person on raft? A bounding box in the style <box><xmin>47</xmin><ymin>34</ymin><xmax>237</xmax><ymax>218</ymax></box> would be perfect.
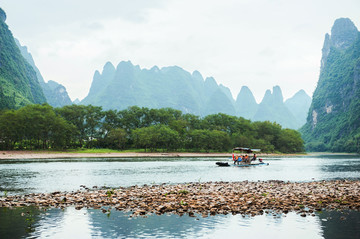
<box><xmin>233</xmin><ymin>154</ymin><xmax>241</xmax><ymax>165</ymax></box>
<box><xmin>241</xmin><ymin>155</ymin><xmax>246</xmax><ymax>164</ymax></box>
<box><xmin>245</xmin><ymin>155</ymin><xmax>250</xmax><ymax>163</ymax></box>
<box><xmin>252</xmin><ymin>154</ymin><xmax>257</xmax><ymax>161</ymax></box>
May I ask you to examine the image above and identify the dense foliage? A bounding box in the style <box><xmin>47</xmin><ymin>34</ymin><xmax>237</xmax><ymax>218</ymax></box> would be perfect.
<box><xmin>0</xmin><ymin>104</ymin><xmax>304</xmax><ymax>153</ymax></box>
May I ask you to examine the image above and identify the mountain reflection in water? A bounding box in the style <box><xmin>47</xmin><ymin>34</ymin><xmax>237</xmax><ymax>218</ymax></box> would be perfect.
<box><xmin>1</xmin><ymin>207</ymin><xmax>359</xmax><ymax>239</ymax></box>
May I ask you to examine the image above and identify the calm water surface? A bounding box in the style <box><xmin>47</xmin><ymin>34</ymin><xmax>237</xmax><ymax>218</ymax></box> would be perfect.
<box><xmin>1</xmin><ymin>154</ymin><xmax>360</xmax><ymax>194</ymax></box>
<box><xmin>0</xmin><ymin>154</ymin><xmax>360</xmax><ymax>238</ymax></box>
<box><xmin>1</xmin><ymin>207</ymin><xmax>359</xmax><ymax>239</ymax></box>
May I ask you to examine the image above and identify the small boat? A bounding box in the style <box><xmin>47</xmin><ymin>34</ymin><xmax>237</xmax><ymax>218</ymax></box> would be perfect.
<box><xmin>215</xmin><ymin>162</ymin><xmax>231</xmax><ymax>167</ymax></box>
<box><xmin>215</xmin><ymin>147</ymin><xmax>269</xmax><ymax>167</ymax></box>
<box><xmin>215</xmin><ymin>162</ymin><xmax>269</xmax><ymax>167</ymax></box>
<box><xmin>233</xmin><ymin>162</ymin><xmax>269</xmax><ymax>167</ymax></box>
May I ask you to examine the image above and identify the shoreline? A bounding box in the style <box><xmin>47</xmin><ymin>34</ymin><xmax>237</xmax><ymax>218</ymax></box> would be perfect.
<box><xmin>1</xmin><ymin>180</ymin><xmax>359</xmax><ymax>217</ymax></box>
<box><xmin>0</xmin><ymin>150</ymin><xmax>308</xmax><ymax>159</ymax></box>
<box><xmin>0</xmin><ymin>151</ymin><xmax>229</xmax><ymax>159</ymax></box>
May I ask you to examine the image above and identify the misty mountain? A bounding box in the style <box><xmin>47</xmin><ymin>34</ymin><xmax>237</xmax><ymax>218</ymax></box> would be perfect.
<box><xmin>235</xmin><ymin>86</ymin><xmax>258</xmax><ymax>119</ymax></box>
<box><xmin>73</xmin><ymin>98</ymin><xmax>81</xmax><ymax>105</ymax></box>
<box><xmin>284</xmin><ymin>89</ymin><xmax>312</xmax><ymax>127</ymax></box>
<box><xmin>81</xmin><ymin>61</ymin><xmax>236</xmax><ymax>116</ymax></box>
<box><xmin>15</xmin><ymin>39</ymin><xmax>72</xmax><ymax>108</ymax></box>
<box><xmin>82</xmin><ymin>60</ymin><xmax>311</xmax><ymax>129</ymax></box>
<box><xmin>252</xmin><ymin>86</ymin><xmax>301</xmax><ymax>129</ymax></box>
<box><xmin>301</xmin><ymin>18</ymin><xmax>360</xmax><ymax>152</ymax></box>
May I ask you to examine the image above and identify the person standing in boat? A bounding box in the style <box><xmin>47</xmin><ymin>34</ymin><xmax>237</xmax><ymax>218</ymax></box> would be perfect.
<box><xmin>245</xmin><ymin>155</ymin><xmax>250</xmax><ymax>164</ymax></box>
<box><xmin>234</xmin><ymin>155</ymin><xmax>239</xmax><ymax>164</ymax></box>
<box><xmin>252</xmin><ymin>154</ymin><xmax>257</xmax><ymax>161</ymax></box>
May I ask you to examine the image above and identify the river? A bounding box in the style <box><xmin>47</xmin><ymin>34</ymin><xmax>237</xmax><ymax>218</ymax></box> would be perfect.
<box><xmin>0</xmin><ymin>154</ymin><xmax>360</xmax><ymax>238</ymax></box>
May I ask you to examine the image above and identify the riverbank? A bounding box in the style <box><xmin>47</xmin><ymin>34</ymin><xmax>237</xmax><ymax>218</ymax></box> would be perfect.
<box><xmin>1</xmin><ymin>180</ymin><xmax>359</xmax><ymax>217</ymax></box>
<box><xmin>0</xmin><ymin>150</ymin><xmax>307</xmax><ymax>159</ymax></box>
<box><xmin>0</xmin><ymin>151</ymin><xmax>228</xmax><ymax>159</ymax></box>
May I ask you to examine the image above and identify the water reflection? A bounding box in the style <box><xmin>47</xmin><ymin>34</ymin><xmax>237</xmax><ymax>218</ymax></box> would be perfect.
<box><xmin>0</xmin><ymin>207</ymin><xmax>42</xmax><ymax>238</ymax></box>
<box><xmin>1</xmin><ymin>207</ymin><xmax>359</xmax><ymax>238</ymax></box>
<box><xmin>1</xmin><ymin>155</ymin><xmax>360</xmax><ymax>195</ymax></box>
<box><xmin>318</xmin><ymin>210</ymin><xmax>360</xmax><ymax>239</ymax></box>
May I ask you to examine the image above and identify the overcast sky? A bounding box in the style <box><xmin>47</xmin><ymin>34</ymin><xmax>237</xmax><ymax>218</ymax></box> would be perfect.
<box><xmin>2</xmin><ymin>0</ymin><xmax>360</xmax><ymax>102</ymax></box>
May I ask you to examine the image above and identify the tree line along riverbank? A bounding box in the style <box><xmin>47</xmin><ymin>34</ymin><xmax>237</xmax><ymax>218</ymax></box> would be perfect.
<box><xmin>0</xmin><ymin>150</ymin><xmax>309</xmax><ymax>160</ymax></box>
<box><xmin>0</xmin><ymin>104</ymin><xmax>304</xmax><ymax>153</ymax></box>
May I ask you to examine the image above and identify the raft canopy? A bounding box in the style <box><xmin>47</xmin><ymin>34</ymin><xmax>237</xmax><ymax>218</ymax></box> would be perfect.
<box><xmin>232</xmin><ymin>147</ymin><xmax>261</xmax><ymax>153</ymax></box>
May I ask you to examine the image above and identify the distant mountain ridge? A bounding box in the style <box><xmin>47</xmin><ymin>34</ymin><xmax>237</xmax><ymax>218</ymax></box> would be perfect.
<box><xmin>0</xmin><ymin>8</ymin><xmax>46</xmax><ymax>109</ymax></box>
<box><xmin>82</xmin><ymin>60</ymin><xmax>311</xmax><ymax>129</ymax></box>
<box><xmin>253</xmin><ymin>86</ymin><xmax>302</xmax><ymax>129</ymax></box>
<box><xmin>235</xmin><ymin>86</ymin><xmax>258</xmax><ymax>119</ymax></box>
<box><xmin>285</xmin><ymin>89</ymin><xmax>312</xmax><ymax>127</ymax></box>
<box><xmin>0</xmin><ymin>7</ymin><xmax>311</xmax><ymax>127</ymax></box>
<box><xmin>82</xmin><ymin>61</ymin><xmax>236</xmax><ymax>116</ymax></box>
<box><xmin>301</xmin><ymin>18</ymin><xmax>360</xmax><ymax>152</ymax></box>
<box><xmin>15</xmin><ymin>39</ymin><xmax>72</xmax><ymax>107</ymax></box>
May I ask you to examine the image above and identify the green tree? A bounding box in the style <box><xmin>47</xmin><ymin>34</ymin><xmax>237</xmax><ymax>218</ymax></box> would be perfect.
<box><xmin>49</xmin><ymin>116</ymin><xmax>77</xmax><ymax>149</ymax></box>
<box><xmin>276</xmin><ymin>129</ymin><xmax>304</xmax><ymax>153</ymax></box>
<box><xmin>0</xmin><ymin>104</ymin><xmax>76</xmax><ymax>149</ymax></box>
<box><xmin>132</xmin><ymin>125</ymin><xmax>180</xmax><ymax>151</ymax></box>
<box><xmin>253</xmin><ymin>121</ymin><xmax>282</xmax><ymax>150</ymax></box>
<box><xmin>102</xmin><ymin>109</ymin><xmax>121</xmax><ymax>136</ymax></box>
<box><xmin>118</xmin><ymin>106</ymin><xmax>147</xmax><ymax>130</ymax></box>
<box><xmin>56</xmin><ymin>105</ymin><xmax>87</xmax><ymax>147</ymax></box>
<box><xmin>0</xmin><ymin>109</ymin><xmax>20</xmax><ymax>149</ymax></box>
<box><xmin>84</xmin><ymin>105</ymin><xmax>104</xmax><ymax>148</ymax></box>
<box><xmin>187</xmin><ymin>129</ymin><xmax>231</xmax><ymax>152</ymax></box>
<box><xmin>203</xmin><ymin>113</ymin><xmax>245</xmax><ymax>134</ymax></box>
<box><xmin>104</xmin><ymin>128</ymin><xmax>127</xmax><ymax>149</ymax></box>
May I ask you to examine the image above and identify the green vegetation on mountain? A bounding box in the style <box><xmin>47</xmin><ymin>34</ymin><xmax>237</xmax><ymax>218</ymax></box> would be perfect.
<box><xmin>301</xmin><ymin>18</ymin><xmax>360</xmax><ymax>152</ymax></box>
<box><xmin>0</xmin><ymin>8</ymin><xmax>45</xmax><ymax>109</ymax></box>
<box><xmin>0</xmin><ymin>104</ymin><xmax>304</xmax><ymax>153</ymax></box>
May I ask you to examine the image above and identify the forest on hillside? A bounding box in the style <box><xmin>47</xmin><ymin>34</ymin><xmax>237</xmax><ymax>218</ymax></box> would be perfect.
<box><xmin>300</xmin><ymin>18</ymin><xmax>360</xmax><ymax>153</ymax></box>
<box><xmin>0</xmin><ymin>104</ymin><xmax>304</xmax><ymax>153</ymax></box>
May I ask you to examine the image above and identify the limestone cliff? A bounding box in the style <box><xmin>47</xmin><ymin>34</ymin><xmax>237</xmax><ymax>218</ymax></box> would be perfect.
<box><xmin>301</xmin><ymin>18</ymin><xmax>360</xmax><ymax>152</ymax></box>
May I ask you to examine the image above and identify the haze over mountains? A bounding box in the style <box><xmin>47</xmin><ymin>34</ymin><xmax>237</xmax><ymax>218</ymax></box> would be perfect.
<box><xmin>301</xmin><ymin>18</ymin><xmax>360</xmax><ymax>152</ymax></box>
<box><xmin>81</xmin><ymin>61</ymin><xmax>311</xmax><ymax>129</ymax></box>
<box><xmin>15</xmin><ymin>39</ymin><xmax>72</xmax><ymax>108</ymax></box>
<box><xmin>1</xmin><ymin>8</ymin><xmax>360</xmax><ymax>152</ymax></box>
<box><xmin>0</xmin><ymin>8</ymin><xmax>72</xmax><ymax>108</ymax></box>
<box><xmin>0</xmin><ymin>6</ymin><xmax>311</xmax><ymax>130</ymax></box>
